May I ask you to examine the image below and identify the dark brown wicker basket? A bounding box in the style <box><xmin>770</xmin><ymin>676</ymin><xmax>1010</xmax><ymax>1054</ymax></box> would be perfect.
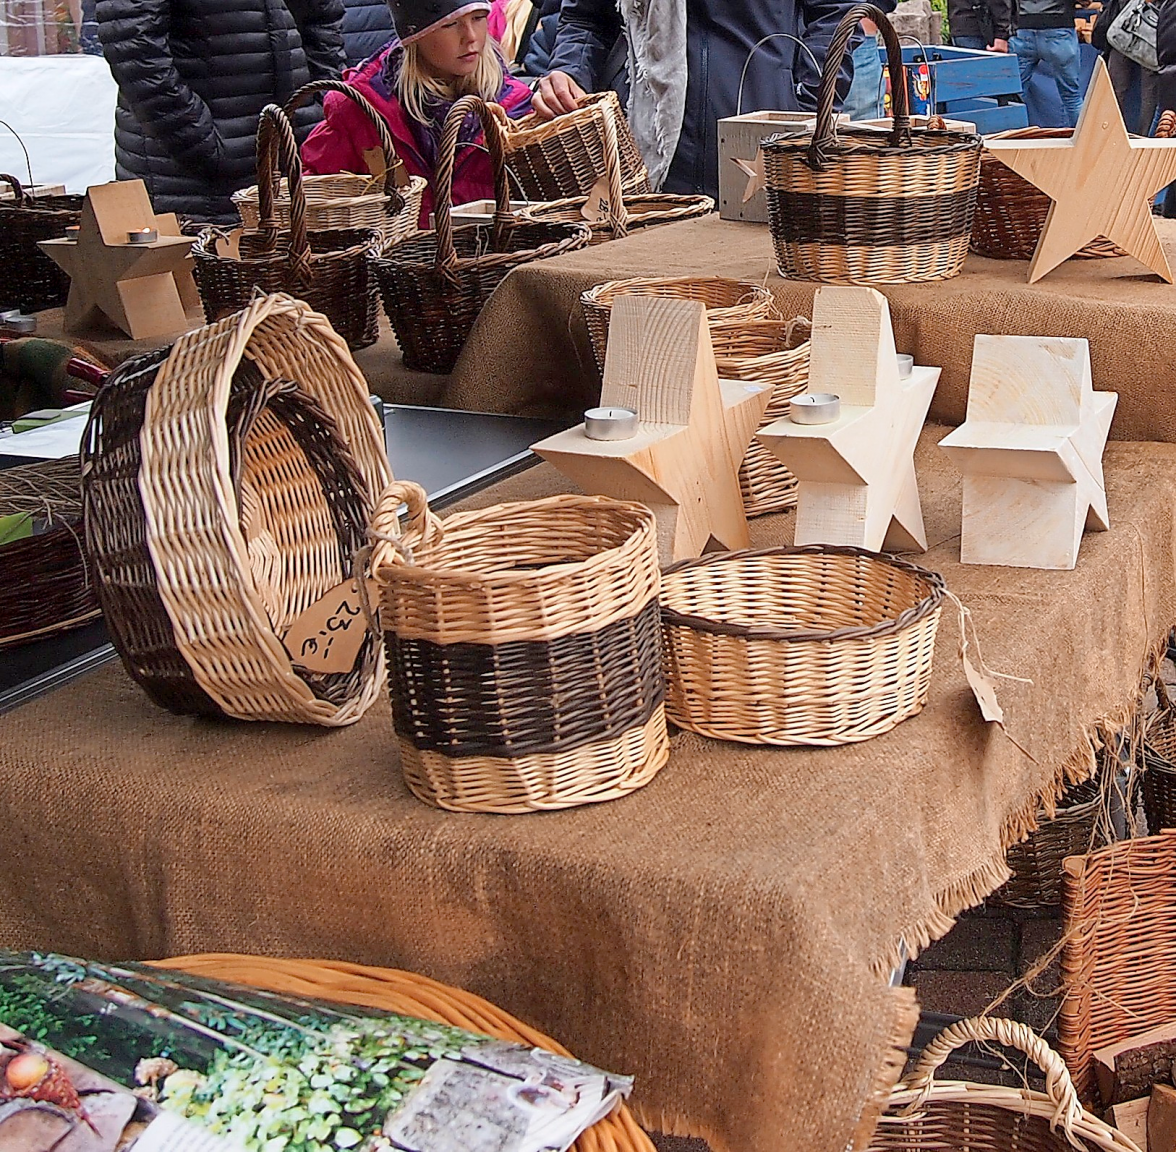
<box><xmin>192</xmin><ymin>105</ymin><xmax>382</xmax><ymax>349</ymax></box>
<box><xmin>370</xmin><ymin>95</ymin><xmax>591</xmax><ymax>375</ymax></box>
<box><xmin>0</xmin><ymin>174</ymin><xmax>83</xmax><ymax>313</ymax></box>
<box><xmin>1143</xmin><ymin>676</ymin><xmax>1176</xmax><ymax>833</ymax></box>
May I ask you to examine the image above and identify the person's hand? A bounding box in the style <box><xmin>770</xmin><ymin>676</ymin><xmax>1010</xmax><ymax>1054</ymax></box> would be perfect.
<box><xmin>532</xmin><ymin>70</ymin><xmax>586</xmax><ymax>120</ymax></box>
<box><xmin>988</xmin><ymin>37</ymin><xmax>1009</xmax><ymax>51</ymax></box>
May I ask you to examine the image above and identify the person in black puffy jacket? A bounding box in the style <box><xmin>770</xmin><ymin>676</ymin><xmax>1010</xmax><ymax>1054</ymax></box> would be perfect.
<box><xmin>342</xmin><ymin>0</ymin><xmax>395</xmax><ymax>63</ymax></box>
<box><xmin>96</xmin><ymin>0</ymin><xmax>346</xmax><ymax>223</ymax></box>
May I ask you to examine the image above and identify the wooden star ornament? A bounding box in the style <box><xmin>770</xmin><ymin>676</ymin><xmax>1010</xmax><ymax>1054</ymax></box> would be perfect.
<box><xmin>984</xmin><ymin>57</ymin><xmax>1176</xmax><ymax>283</ymax></box>
<box><xmin>732</xmin><ymin>149</ymin><xmax>766</xmax><ymax>204</ymax></box>
<box><xmin>532</xmin><ymin>295</ymin><xmax>772</xmax><ymax>564</ymax></box>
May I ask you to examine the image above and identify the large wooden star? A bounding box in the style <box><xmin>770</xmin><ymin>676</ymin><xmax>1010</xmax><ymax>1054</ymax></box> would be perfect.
<box><xmin>532</xmin><ymin>295</ymin><xmax>772</xmax><ymax>564</ymax></box>
<box><xmin>939</xmin><ymin>335</ymin><xmax>1117</xmax><ymax>569</ymax></box>
<box><xmin>985</xmin><ymin>57</ymin><xmax>1176</xmax><ymax>283</ymax></box>
<box><xmin>757</xmin><ymin>286</ymin><xmax>940</xmax><ymax>553</ymax></box>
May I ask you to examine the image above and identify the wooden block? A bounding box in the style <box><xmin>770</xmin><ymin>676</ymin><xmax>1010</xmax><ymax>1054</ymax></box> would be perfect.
<box><xmin>1110</xmin><ymin>1097</ymin><xmax>1150</xmax><ymax>1150</ymax></box>
<box><xmin>1152</xmin><ymin>1084</ymin><xmax>1176</xmax><ymax>1152</ymax></box>
<box><xmin>1095</xmin><ymin>1020</ymin><xmax>1176</xmax><ymax>1106</ymax></box>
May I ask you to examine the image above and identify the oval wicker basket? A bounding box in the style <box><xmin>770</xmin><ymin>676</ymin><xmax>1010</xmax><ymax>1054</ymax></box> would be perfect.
<box><xmin>763</xmin><ymin>5</ymin><xmax>982</xmax><ymax>284</ymax></box>
<box><xmin>500</xmin><ymin>90</ymin><xmax>651</xmax><ymax>201</ymax></box>
<box><xmin>0</xmin><ymin>174</ymin><xmax>83</xmax><ymax>313</ymax></box>
<box><xmin>1143</xmin><ymin>675</ymin><xmax>1176</xmax><ymax>833</ymax></box>
<box><xmin>370</xmin><ymin>481</ymin><xmax>669</xmax><ymax>812</ymax></box>
<box><xmin>581</xmin><ymin>276</ymin><xmax>778</xmax><ymax>375</ymax></box>
<box><xmin>154</xmin><ymin>953</ymin><xmax>655</xmax><ymax>1152</ymax></box>
<box><xmin>233</xmin><ymin>80</ymin><xmax>426</xmax><ymax>245</ymax></box>
<box><xmin>660</xmin><ymin>545</ymin><xmax>946</xmax><ymax>746</ymax></box>
<box><xmin>193</xmin><ymin>105</ymin><xmax>383</xmax><ymax>350</ymax></box>
<box><xmin>81</xmin><ymin>294</ymin><xmax>391</xmax><ymax>725</ymax></box>
<box><xmin>370</xmin><ymin>95</ymin><xmax>591</xmax><ymax>375</ymax></box>
<box><xmin>870</xmin><ymin>1016</ymin><xmax>1141</xmax><ymax>1152</ymax></box>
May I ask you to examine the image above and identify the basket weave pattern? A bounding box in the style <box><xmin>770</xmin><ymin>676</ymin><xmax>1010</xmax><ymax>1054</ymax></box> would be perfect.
<box><xmin>0</xmin><ymin>174</ymin><xmax>82</xmax><ymax>313</ymax></box>
<box><xmin>370</xmin><ymin>482</ymin><xmax>669</xmax><ymax>813</ymax></box>
<box><xmin>1141</xmin><ymin>677</ymin><xmax>1176</xmax><ymax>833</ymax></box>
<box><xmin>660</xmin><ymin>546</ymin><xmax>945</xmax><ymax>746</ymax></box>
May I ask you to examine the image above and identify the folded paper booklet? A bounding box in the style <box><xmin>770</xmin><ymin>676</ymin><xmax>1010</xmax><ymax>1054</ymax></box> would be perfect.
<box><xmin>0</xmin><ymin>952</ymin><xmax>632</xmax><ymax>1152</ymax></box>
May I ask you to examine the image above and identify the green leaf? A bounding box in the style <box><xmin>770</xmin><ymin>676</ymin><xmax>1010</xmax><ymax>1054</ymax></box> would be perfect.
<box><xmin>335</xmin><ymin>1129</ymin><xmax>362</xmax><ymax>1149</ymax></box>
<box><xmin>0</xmin><ymin>513</ymin><xmax>33</xmax><ymax>547</ymax></box>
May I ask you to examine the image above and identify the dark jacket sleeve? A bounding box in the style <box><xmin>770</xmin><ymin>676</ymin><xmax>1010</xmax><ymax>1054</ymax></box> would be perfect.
<box><xmin>546</xmin><ymin>0</ymin><xmax>622</xmax><ymax>90</ymax></box>
<box><xmin>988</xmin><ymin>0</ymin><xmax>1014</xmax><ymax>41</ymax></box>
<box><xmin>288</xmin><ymin>0</ymin><xmax>347</xmax><ymax>81</ymax></box>
<box><xmin>96</xmin><ymin>0</ymin><xmax>222</xmax><ymax>172</ymax></box>
<box><xmin>1092</xmin><ymin>0</ymin><xmax>1125</xmax><ymax>51</ymax></box>
<box><xmin>795</xmin><ymin>0</ymin><xmax>862</xmax><ymax>109</ymax></box>
<box><xmin>1158</xmin><ymin>0</ymin><xmax>1176</xmax><ymax>110</ymax></box>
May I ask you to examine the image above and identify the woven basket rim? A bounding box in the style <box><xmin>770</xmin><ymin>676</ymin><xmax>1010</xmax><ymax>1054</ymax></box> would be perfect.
<box><xmin>372</xmin><ymin>217</ymin><xmax>591</xmax><ymax>270</ymax></box>
<box><xmin>232</xmin><ymin>173</ymin><xmax>428</xmax><ymax>211</ymax></box>
<box><xmin>661</xmin><ymin>544</ymin><xmax>946</xmax><ymax>643</ymax></box>
<box><xmin>764</xmin><ymin>126</ymin><xmax>982</xmax><ymax>159</ymax></box>
<box><xmin>582</xmin><ymin>275</ymin><xmax>774</xmax><ymax>307</ymax></box>
<box><xmin>193</xmin><ymin>225</ymin><xmax>383</xmax><ymax>266</ymax></box>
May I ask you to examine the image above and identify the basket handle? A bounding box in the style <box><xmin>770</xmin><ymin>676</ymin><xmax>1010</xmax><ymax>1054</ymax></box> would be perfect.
<box><xmin>255</xmin><ymin>104</ymin><xmax>312</xmax><ymax>286</ymax></box>
<box><xmin>368</xmin><ymin>479</ymin><xmax>445</xmax><ymax>569</ymax></box>
<box><xmin>0</xmin><ymin>173</ymin><xmax>29</xmax><ymax>208</ymax></box>
<box><xmin>904</xmin><ymin>1017</ymin><xmax>1084</xmax><ymax>1133</ymax></box>
<box><xmin>593</xmin><ymin>94</ymin><xmax>629</xmax><ymax>240</ymax></box>
<box><xmin>281</xmin><ymin>79</ymin><xmax>408</xmax><ymax>214</ymax></box>
<box><xmin>808</xmin><ymin>4</ymin><xmax>909</xmax><ymax>170</ymax></box>
<box><xmin>1156</xmin><ymin>673</ymin><xmax>1173</xmax><ymax>712</ymax></box>
<box><xmin>433</xmin><ymin>95</ymin><xmax>513</xmax><ymax>277</ymax></box>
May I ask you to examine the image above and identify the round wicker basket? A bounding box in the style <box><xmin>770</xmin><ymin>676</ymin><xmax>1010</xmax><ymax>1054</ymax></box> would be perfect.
<box><xmin>660</xmin><ymin>545</ymin><xmax>945</xmax><ymax>745</ymax></box>
<box><xmin>0</xmin><ymin>173</ymin><xmax>82</xmax><ymax>313</ymax></box>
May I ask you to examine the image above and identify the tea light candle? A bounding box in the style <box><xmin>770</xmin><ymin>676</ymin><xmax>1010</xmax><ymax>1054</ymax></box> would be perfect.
<box><xmin>789</xmin><ymin>393</ymin><xmax>840</xmax><ymax>425</ymax></box>
<box><xmin>126</xmin><ymin>227</ymin><xmax>158</xmax><ymax>244</ymax></box>
<box><xmin>584</xmin><ymin>406</ymin><xmax>639</xmax><ymax>441</ymax></box>
<box><xmin>64</xmin><ymin>225</ymin><xmax>80</xmax><ymax>241</ymax></box>
<box><xmin>896</xmin><ymin>354</ymin><xmax>914</xmax><ymax>378</ymax></box>
<box><xmin>1</xmin><ymin>313</ymin><xmax>36</xmax><ymax>334</ymax></box>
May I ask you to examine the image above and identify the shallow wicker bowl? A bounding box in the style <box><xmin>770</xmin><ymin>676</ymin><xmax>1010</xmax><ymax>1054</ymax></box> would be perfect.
<box><xmin>521</xmin><ymin>193</ymin><xmax>714</xmax><ymax>245</ymax></box>
<box><xmin>661</xmin><ymin>545</ymin><xmax>945</xmax><ymax>745</ymax></box>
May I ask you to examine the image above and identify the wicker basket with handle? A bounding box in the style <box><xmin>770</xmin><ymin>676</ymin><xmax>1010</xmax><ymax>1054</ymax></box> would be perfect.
<box><xmin>369</xmin><ymin>95</ymin><xmax>591</xmax><ymax>375</ymax></box>
<box><xmin>763</xmin><ymin>4</ymin><xmax>982</xmax><ymax>284</ymax></box>
<box><xmin>193</xmin><ymin>104</ymin><xmax>383</xmax><ymax>350</ymax></box>
<box><xmin>369</xmin><ymin>480</ymin><xmax>669</xmax><ymax>813</ymax></box>
<box><xmin>233</xmin><ymin>80</ymin><xmax>425</xmax><ymax>244</ymax></box>
<box><xmin>0</xmin><ymin>174</ymin><xmax>82</xmax><ymax>313</ymax></box>
<box><xmin>1144</xmin><ymin>675</ymin><xmax>1176</xmax><ymax>832</ymax></box>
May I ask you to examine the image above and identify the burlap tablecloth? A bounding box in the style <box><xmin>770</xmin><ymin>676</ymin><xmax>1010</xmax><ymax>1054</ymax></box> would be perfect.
<box><xmin>2</xmin><ymin>429</ymin><xmax>1174</xmax><ymax>1152</ymax></box>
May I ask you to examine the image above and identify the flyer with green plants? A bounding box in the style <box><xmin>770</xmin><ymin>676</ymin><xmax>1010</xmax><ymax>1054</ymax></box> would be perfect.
<box><xmin>0</xmin><ymin>951</ymin><xmax>632</xmax><ymax>1152</ymax></box>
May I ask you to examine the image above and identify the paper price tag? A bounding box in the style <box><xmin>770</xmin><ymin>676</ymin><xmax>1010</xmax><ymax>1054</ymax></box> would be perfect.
<box><xmin>282</xmin><ymin>578</ymin><xmax>374</xmax><ymax>674</ymax></box>
<box><xmin>214</xmin><ymin>228</ymin><xmax>243</xmax><ymax>260</ymax></box>
<box><xmin>580</xmin><ymin>175</ymin><xmax>612</xmax><ymax>223</ymax></box>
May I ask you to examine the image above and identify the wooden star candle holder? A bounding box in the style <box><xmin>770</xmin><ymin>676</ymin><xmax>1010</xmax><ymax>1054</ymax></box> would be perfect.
<box><xmin>939</xmin><ymin>335</ymin><xmax>1117</xmax><ymax>570</ymax></box>
<box><xmin>756</xmin><ymin>285</ymin><xmax>940</xmax><ymax>553</ymax></box>
<box><xmin>532</xmin><ymin>295</ymin><xmax>772</xmax><ymax>565</ymax></box>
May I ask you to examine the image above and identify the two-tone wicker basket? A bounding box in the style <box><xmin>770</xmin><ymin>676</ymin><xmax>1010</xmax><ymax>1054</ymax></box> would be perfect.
<box><xmin>370</xmin><ymin>96</ymin><xmax>591</xmax><ymax>375</ymax></box>
<box><xmin>0</xmin><ymin>174</ymin><xmax>83</xmax><ymax>313</ymax></box>
<box><xmin>370</xmin><ymin>481</ymin><xmax>669</xmax><ymax>812</ymax></box>
<box><xmin>81</xmin><ymin>294</ymin><xmax>390</xmax><ymax>725</ymax></box>
<box><xmin>763</xmin><ymin>5</ymin><xmax>982</xmax><ymax>284</ymax></box>
<box><xmin>1143</xmin><ymin>675</ymin><xmax>1176</xmax><ymax>833</ymax></box>
<box><xmin>233</xmin><ymin>80</ymin><xmax>425</xmax><ymax>245</ymax></box>
<box><xmin>660</xmin><ymin>545</ymin><xmax>945</xmax><ymax>745</ymax></box>
<box><xmin>193</xmin><ymin>105</ymin><xmax>383</xmax><ymax>350</ymax></box>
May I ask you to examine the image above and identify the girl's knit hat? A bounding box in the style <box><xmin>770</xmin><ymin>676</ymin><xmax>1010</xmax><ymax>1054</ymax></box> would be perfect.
<box><xmin>387</xmin><ymin>0</ymin><xmax>492</xmax><ymax>44</ymax></box>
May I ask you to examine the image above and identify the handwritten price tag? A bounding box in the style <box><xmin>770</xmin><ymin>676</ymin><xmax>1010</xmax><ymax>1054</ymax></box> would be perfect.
<box><xmin>282</xmin><ymin>579</ymin><xmax>374</xmax><ymax>674</ymax></box>
<box><xmin>580</xmin><ymin>175</ymin><xmax>612</xmax><ymax>223</ymax></box>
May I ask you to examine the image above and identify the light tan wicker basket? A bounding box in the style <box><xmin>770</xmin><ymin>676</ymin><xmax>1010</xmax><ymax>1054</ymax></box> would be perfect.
<box><xmin>660</xmin><ymin>545</ymin><xmax>945</xmax><ymax>745</ymax></box>
<box><xmin>370</xmin><ymin>482</ymin><xmax>669</xmax><ymax>812</ymax></box>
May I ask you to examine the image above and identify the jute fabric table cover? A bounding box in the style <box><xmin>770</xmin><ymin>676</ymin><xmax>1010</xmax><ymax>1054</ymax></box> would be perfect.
<box><xmin>1</xmin><ymin>430</ymin><xmax>1174</xmax><ymax>1152</ymax></box>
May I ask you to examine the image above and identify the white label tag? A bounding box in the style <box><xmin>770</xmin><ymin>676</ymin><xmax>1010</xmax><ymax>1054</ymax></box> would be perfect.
<box><xmin>282</xmin><ymin>578</ymin><xmax>374</xmax><ymax>674</ymax></box>
<box><xmin>580</xmin><ymin>175</ymin><xmax>611</xmax><ymax>223</ymax></box>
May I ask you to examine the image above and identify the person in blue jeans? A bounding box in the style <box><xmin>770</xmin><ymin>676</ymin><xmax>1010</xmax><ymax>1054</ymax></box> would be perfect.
<box><xmin>1010</xmin><ymin>0</ymin><xmax>1083</xmax><ymax>126</ymax></box>
<box><xmin>844</xmin><ymin>19</ymin><xmax>885</xmax><ymax>118</ymax></box>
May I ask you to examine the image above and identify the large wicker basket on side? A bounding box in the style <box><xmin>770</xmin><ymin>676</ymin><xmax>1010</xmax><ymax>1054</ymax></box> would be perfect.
<box><xmin>193</xmin><ymin>105</ymin><xmax>383</xmax><ymax>349</ymax></box>
<box><xmin>153</xmin><ymin>954</ymin><xmax>655</xmax><ymax>1152</ymax></box>
<box><xmin>1142</xmin><ymin>676</ymin><xmax>1176</xmax><ymax>832</ymax></box>
<box><xmin>233</xmin><ymin>79</ymin><xmax>425</xmax><ymax>245</ymax></box>
<box><xmin>660</xmin><ymin>545</ymin><xmax>945</xmax><ymax>745</ymax></box>
<box><xmin>581</xmin><ymin>276</ymin><xmax>778</xmax><ymax>375</ymax></box>
<box><xmin>370</xmin><ymin>481</ymin><xmax>669</xmax><ymax>812</ymax></box>
<box><xmin>0</xmin><ymin>174</ymin><xmax>83</xmax><ymax>313</ymax></box>
<box><xmin>500</xmin><ymin>91</ymin><xmax>651</xmax><ymax>200</ymax></box>
<box><xmin>763</xmin><ymin>5</ymin><xmax>982</xmax><ymax>284</ymax></box>
<box><xmin>370</xmin><ymin>95</ymin><xmax>591</xmax><ymax>375</ymax></box>
<box><xmin>870</xmin><ymin>1016</ymin><xmax>1141</xmax><ymax>1152</ymax></box>
<box><xmin>81</xmin><ymin>294</ymin><xmax>391</xmax><ymax>725</ymax></box>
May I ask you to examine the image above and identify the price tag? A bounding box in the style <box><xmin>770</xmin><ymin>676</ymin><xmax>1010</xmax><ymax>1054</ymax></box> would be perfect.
<box><xmin>363</xmin><ymin>150</ymin><xmax>411</xmax><ymax>189</ymax></box>
<box><xmin>580</xmin><ymin>175</ymin><xmax>612</xmax><ymax>223</ymax></box>
<box><xmin>282</xmin><ymin>578</ymin><xmax>374</xmax><ymax>674</ymax></box>
<box><xmin>214</xmin><ymin>228</ymin><xmax>243</xmax><ymax>260</ymax></box>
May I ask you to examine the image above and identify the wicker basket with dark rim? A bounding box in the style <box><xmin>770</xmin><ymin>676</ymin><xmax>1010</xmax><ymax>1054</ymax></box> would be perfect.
<box><xmin>193</xmin><ymin>105</ymin><xmax>383</xmax><ymax>350</ymax></box>
<box><xmin>81</xmin><ymin>294</ymin><xmax>390</xmax><ymax>725</ymax></box>
<box><xmin>233</xmin><ymin>80</ymin><xmax>425</xmax><ymax>245</ymax></box>
<box><xmin>1143</xmin><ymin>675</ymin><xmax>1176</xmax><ymax>833</ymax></box>
<box><xmin>370</xmin><ymin>95</ymin><xmax>591</xmax><ymax>375</ymax></box>
<box><xmin>870</xmin><ymin>1016</ymin><xmax>1141</xmax><ymax>1152</ymax></box>
<box><xmin>369</xmin><ymin>481</ymin><xmax>669</xmax><ymax>813</ymax></box>
<box><xmin>660</xmin><ymin>545</ymin><xmax>945</xmax><ymax>746</ymax></box>
<box><xmin>0</xmin><ymin>174</ymin><xmax>83</xmax><ymax>313</ymax></box>
<box><xmin>499</xmin><ymin>91</ymin><xmax>651</xmax><ymax>201</ymax></box>
<box><xmin>762</xmin><ymin>5</ymin><xmax>982</xmax><ymax>284</ymax></box>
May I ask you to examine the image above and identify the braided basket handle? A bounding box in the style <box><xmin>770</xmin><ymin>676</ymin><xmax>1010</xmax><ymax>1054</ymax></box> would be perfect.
<box><xmin>1157</xmin><ymin>110</ymin><xmax>1176</xmax><ymax>139</ymax></box>
<box><xmin>809</xmin><ymin>4</ymin><xmax>909</xmax><ymax>170</ymax></box>
<box><xmin>256</xmin><ymin>104</ymin><xmax>313</xmax><ymax>286</ymax></box>
<box><xmin>282</xmin><ymin>79</ymin><xmax>407</xmax><ymax>213</ymax></box>
<box><xmin>595</xmin><ymin>95</ymin><xmax>629</xmax><ymax>239</ymax></box>
<box><xmin>434</xmin><ymin>95</ymin><xmax>513</xmax><ymax>277</ymax></box>
<box><xmin>369</xmin><ymin>480</ymin><xmax>444</xmax><ymax>569</ymax></box>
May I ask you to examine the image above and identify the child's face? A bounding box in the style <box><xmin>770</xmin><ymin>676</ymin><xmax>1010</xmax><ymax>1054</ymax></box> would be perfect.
<box><xmin>417</xmin><ymin>11</ymin><xmax>489</xmax><ymax>80</ymax></box>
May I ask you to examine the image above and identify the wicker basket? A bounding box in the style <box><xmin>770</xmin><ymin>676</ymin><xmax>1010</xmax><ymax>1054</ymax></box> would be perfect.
<box><xmin>870</xmin><ymin>1016</ymin><xmax>1141</xmax><ymax>1152</ymax></box>
<box><xmin>500</xmin><ymin>91</ymin><xmax>651</xmax><ymax>201</ymax></box>
<box><xmin>660</xmin><ymin>545</ymin><xmax>945</xmax><ymax>745</ymax></box>
<box><xmin>81</xmin><ymin>294</ymin><xmax>391</xmax><ymax>725</ymax></box>
<box><xmin>581</xmin><ymin>276</ymin><xmax>778</xmax><ymax>375</ymax></box>
<box><xmin>763</xmin><ymin>5</ymin><xmax>982</xmax><ymax>284</ymax></box>
<box><xmin>0</xmin><ymin>457</ymin><xmax>100</xmax><ymax>648</ymax></box>
<box><xmin>370</xmin><ymin>95</ymin><xmax>591</xmax><ymax>375</ymax></box>
<box><xmin>193</xmin><ymin>105</ymin><xmax>383</xmax><ymax>350</ymax></box>
<box><xmin>1141</xmin><ymin>676</ymin><xmax>1176</xmax><ymax>833</ymax></box>
<box><xmin>369</xmin><ymin>481</ymin><xmax>669</xmax><ymax>812</ymax></box>
<box><xmin>0</xmin><ymin>174</ymin><xmax>83</xmax><ymax>313</ymax></box>
<box><xmin>154</xmin><ymin>954</ymin><xmax>655</xmax><ymax>1152</ymax></box>
<box><xmin>233</xmin><ymin>80</ymin><xmax>425</xmax><ymax>245</ymax></box>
